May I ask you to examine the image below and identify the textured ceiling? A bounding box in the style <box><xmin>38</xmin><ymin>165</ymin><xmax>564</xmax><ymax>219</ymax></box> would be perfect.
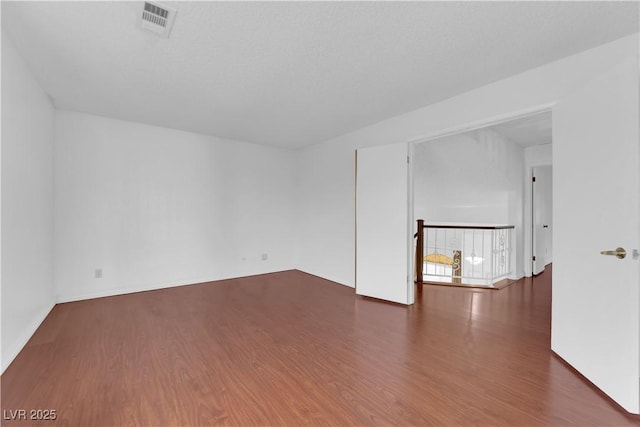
<box><xmin>2</xmin><ymin>1</ymin><xmax>638</xmax><ymax>149</ymax></box>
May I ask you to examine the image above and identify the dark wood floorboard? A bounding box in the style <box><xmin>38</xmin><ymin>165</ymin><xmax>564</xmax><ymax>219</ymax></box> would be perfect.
<box><xmin>2</xmin><ymin>267</ymin><xmax>639</xmax><ymax>426</ymax></box>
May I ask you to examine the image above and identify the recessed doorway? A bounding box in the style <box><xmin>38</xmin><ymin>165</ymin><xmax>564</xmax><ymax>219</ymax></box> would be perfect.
<box><xmin>413</xmin><ymin>110</ymin><xmax>552</xmax><ymax>285</ymax></box>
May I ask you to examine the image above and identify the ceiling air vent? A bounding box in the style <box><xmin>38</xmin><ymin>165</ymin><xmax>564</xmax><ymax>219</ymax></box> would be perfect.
<box><xmin>141</xmin><ymin>1</ymin><xmax>177</xmax><ymax>38</ymax></box>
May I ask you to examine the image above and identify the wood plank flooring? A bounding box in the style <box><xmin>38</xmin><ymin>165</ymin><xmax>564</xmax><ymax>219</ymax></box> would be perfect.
<box><xmin>2</xmin><ymin>267</ymin><xmax>639</xmax><ymax>426</ymax></box>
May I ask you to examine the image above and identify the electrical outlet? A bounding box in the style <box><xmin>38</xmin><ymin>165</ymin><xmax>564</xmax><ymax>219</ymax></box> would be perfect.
<box><xmin>261</xmin><ymin>253</ymin><xmax>268</xmax><ymax>261</ymax></box>
<box><xmin>95</xmin><ymin>268</ymin><xmax>102</xmax><ymax>279</ymax></box>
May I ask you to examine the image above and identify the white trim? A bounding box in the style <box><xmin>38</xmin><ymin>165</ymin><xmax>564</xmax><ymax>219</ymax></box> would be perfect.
<box><xmin>510</xmin><ymin>272</ymin><xmax>526</xmax><ymax>282</ymax></box>
<box><xmin>1</xmin><ymin>302</ymin><xmax>55</xmax><ymax>374</ymax></box>
<box><xmin>407</xmin><ymin>103</ymin><xmax>556</xmax><ymax>146</ymax></box>
<box><xmin>406</xmin><ymin>141</ymin><xmax>415</xmax><ymax>304</ymax></box>
<box><xmin>56</xmin><ymin>269</ymin><xmax>296</xmax><ymax>303</ymax></box>
<box><xmin>296</xmin><ymin>269</ymin><xmax>353</xmax><ymax>288</ymax></box>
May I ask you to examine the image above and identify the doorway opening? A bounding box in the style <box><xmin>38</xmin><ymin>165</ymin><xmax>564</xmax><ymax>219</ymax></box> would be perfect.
<box><xmin>412</xmin><ymin>109</ymin><xmax>552</xmax><ymax>286</ymax></box>
<box><xmin>489</xmin><ymin>110</ymin><xmax>553</xmax><ymax>277</ymax></box>
<box><xmin>532</xmin><ymin>165</ymin><xmax>552</xmax><ymax>275</ymax></box>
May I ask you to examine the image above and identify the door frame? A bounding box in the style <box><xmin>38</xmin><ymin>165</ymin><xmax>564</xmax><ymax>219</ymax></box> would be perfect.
<box><xmin>407</xmin><ymin>103</ymin><xmax>554</xmax><ymax>280</ymax></box>
<box><xmin>407</xmin><ymin>104</ymin><xmax>555</xmax><ymax>147</ymax></box>
<box><xmin>531</xmin><ymin>164</ymin><xmax>553</xmax><ymax>276</ymax></box>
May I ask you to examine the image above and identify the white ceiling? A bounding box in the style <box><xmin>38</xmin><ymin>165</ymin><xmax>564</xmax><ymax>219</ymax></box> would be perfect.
<box><xmin>491</xmin><ymin>111</ymin><xmax>552</xmax><ymax>148</ymax></box>
<box><xmin>2</xmin><ymin>1</ymin><xmax>638</xmax><ymax>149</ymax></box>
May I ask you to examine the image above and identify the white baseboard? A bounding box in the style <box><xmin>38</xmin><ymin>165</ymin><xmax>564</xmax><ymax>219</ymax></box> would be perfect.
<box><xmin>296</xmin><ymin>269</ymin><xmax>354</xmax><ymax>288</ymax></box>
<box><xmin>56</xmin><ymin>268</ymin><xmax>296</xmax><ymax>304</ymax></box>
<box><xmin>1</xmin><ymin>302</ymin><xmax>55</xmax><ymax>374</ymax></box>
<box><xmin>509</xmin><ymin>271</ymin><xmax>525</xmax><ymax>281</ymax></box>
<box><xmin>56</xmin><ymin>277</ymin><xmax>213</xmax><ymax>303</ymax></box>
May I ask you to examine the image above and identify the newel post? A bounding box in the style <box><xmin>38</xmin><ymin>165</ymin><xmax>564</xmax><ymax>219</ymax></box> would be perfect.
<box><xmin>415</xmin><ymin>219</ymin><xmax>424</xmax><ymax>282</ymax></box>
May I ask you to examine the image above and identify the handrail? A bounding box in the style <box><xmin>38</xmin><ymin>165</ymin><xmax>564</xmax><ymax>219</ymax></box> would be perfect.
<box><xmin>416</xmin><ymin>220</ymin><xmax>514</xmax><ymax>286</ymax></box>
<box><xmin>424</xmin><ymin>224</ymin><xmax>514</xmax><ymax>230</ymax></box>
<box><xmin>417</xmin><ymin>222</ymin><xmax>513</xmax><ymax>287</ymax></box>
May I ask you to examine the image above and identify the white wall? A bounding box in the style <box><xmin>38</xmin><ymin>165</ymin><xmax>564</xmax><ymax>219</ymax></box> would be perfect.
<box><xmin>1</xmin><ymin>33</ymin><xmax>55</xmax><ymax>373</ymax></box>
<box><xmin>413</xmin><ymin>127</ymin><xmax>525</xmax><ymax>278</ymax></box>
<box><xmin>525</xmin><ymin>143</ymin><xmax>552</xmax><ymax>167</ymax></box>
<box><xmin>295</xmin><ymin>34</ymin><xmax>637</xmax><ymax>288</ymax></box>
<box><xmin>295</xmin><ymin>141</ymin><xmax>356</xmax><ymax>285</ymax></box>
<box><xmin>54</xmin><ymin>111</ymin><xmax>296</xmax><ymax>302</ymax></box>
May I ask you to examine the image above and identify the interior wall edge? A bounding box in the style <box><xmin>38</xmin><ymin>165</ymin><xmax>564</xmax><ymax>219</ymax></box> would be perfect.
<box><xmin>1</xmin><ymin>30</ymin><xmax>56</xmax><ymax>377</ymax></box>
<box><xmin>0</xmin><ymin>302</ymin><xmax>54</xmax><ymax>375</ymax></box>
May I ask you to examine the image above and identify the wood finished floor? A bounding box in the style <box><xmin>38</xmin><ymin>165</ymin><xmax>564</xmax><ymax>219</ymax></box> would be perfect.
<box><xmin>2</xmin><ymin>268</ymin><xmax>639</xmax><ymax>426</ymax></box>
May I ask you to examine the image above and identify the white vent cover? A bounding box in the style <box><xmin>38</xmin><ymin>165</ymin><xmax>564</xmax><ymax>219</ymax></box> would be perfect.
<box><xmin>141</xmin><ymin>1</ymin><xmax>176</xmax><ymax>38</ymax></box>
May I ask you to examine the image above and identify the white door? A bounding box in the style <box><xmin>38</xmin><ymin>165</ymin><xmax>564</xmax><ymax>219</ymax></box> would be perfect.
<box><xmin>356</xmin><ymin>143</ymin><xmax>413</xmax><ymax>304</ymax></box>
<box><xmin>552</xmin><ymin>55</ymin><xmax>639</xmax><ymax>413</ymax></box>
<box><xmin>541</xmin><ymin>166</ymin><xmax>553</xmax><ymax>266</ymax></box>
<box><xmin>532</xmin><ymin>165</ymin><xmax>552</xmax><ymax>274</ymax></box>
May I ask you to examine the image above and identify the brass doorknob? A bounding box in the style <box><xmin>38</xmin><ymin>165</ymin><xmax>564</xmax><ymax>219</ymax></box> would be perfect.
<box><xmin>600</xmin><ymin>247</ymin><xmax>626</xmax><ymax>259</ymax></box>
